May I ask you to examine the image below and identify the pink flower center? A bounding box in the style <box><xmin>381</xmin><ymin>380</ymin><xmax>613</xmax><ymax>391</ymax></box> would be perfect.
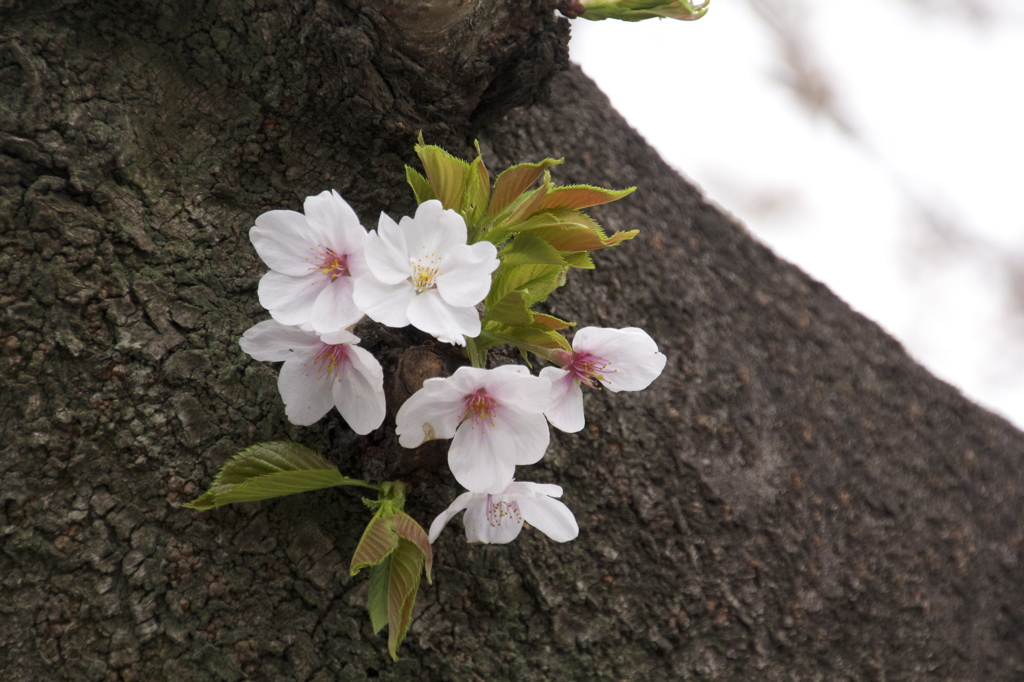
<box><xmin>306</xmin><ymin>343</ymin><xmax>350</xmax><ymax>381</ymax></box>
<box><xmin>486</xmin><ymin>495</ymin><xmax>522</xmax><ymax>529</ymax></box>
<box><xmin>311</xmin><ymin>246</ymin><xmax>350</xmax><ymax>281</ymax></box>
<box><xmin>565</xmin><ymin>350</ymin><xmax>614</xmax><ymax>389</ymax></box>
<box><xmin>460</xmin><ymin>388</ymin><xmax>498</xmax><ymax>430</ymax></box>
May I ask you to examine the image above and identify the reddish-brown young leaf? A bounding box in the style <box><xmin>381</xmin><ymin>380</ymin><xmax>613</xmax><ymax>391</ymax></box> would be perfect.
<box><xmin>386</xmin><ymin>539</ymin><xmax>425</xmax><ymax>661</ymax></box>
<box><xmin>393</xmin><ymin>511</ymin><xmax>433</xmax><ymax>583</ymax></box>
<box><xmin>533</xmin><ymin>184</ymin><xmax>634</xmax><ymax>212</ymax></box>
<box><xmin>350</xmin><ymin>514</ymin><xmax>399</xmax><ymax>577</ymax></box>
<box><xmin>486</xmin><ymin>158</ymin><xmax>562</xmax><ymax>219</ymax></box>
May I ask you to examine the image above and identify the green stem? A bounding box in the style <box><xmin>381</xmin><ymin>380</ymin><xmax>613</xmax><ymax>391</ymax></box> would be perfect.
<box><xmin>465</xmin><ymin>336</ymin><xmax>488</xmax><ymax>368</ymax></box>
<box><xmin>346</xmin><ymin>480</ymin><xmax>384</xmax><ymax>493</ymax></box>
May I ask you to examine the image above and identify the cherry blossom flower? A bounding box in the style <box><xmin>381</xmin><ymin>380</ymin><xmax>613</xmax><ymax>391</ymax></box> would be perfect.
<box><xmin>353</xmin><ymin>200</ymin><xmax>498</xmax><ymax>345</ymax></box>
<box><xmin>239</xmin><ymin>320</ymin><xmax>385</xmax><ymax>434</ymax></box>
<box><xmin>428</xmin><ymin>481</ymin><xmax>579</xmax><ymax>544</ymax></box>
<box><xmin>395</xmin><ymin>365</ymin><xmax>551</xmax><ymax>493</ymax></box>
<box><xmin>540</xmin><ymin>326</ymin><xmax>667</xmax><ymax>433</ymax></box>
<box><xmin>250</xmin><ymin>190</ymin><xmax>368</xmax><ymax>334</ymax></box>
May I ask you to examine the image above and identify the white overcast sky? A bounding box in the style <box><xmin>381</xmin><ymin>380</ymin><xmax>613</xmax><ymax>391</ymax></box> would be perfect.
<box><xmin>570</xmin><ymin>0</ymin><xmax>1024</xmax><ymax>429</ymax></box>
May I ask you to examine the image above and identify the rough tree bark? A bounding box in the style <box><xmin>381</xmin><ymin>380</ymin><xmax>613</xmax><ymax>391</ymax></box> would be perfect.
<box><xmin>2</xmin><ymin>1</ymin><xmax>1022</xmax><ymax>680</ymax></box>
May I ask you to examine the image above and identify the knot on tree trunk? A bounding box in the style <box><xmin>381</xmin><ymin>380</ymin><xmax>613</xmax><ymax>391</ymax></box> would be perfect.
<box><xmin>374</xmin><ymin>0</ymin><xmax>570</xmax><ymax>126</ymax></box>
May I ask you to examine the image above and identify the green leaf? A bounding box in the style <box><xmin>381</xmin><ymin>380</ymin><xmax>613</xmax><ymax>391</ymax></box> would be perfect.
<box><xmin>521</xmin><ymin>267</ymin><xmax>567</xmax><ymax>306</ymax></box>
<box><xmin>387</xmin><ymin>538</ymin><xmax>426</xmax><ymax>661</ymax></box>
<box><xmin>519</xmin><ymin>325</ymin><xmax>573</xmax><ymax>351</ymax></box>
<box><xmin>393</xmin><ymin>511</ymin><xmax>433</xmax><ymax>583</ymax></box>
<box><xmin>577</xmin><ymin>0</ymin><xmax>709</xmax><ymax>22</ymax></box>
<box><xmin>531</xmin><ymin>222</ymin><xmax>640</xmax><ymax>252</ymax></box>
<box><xmin>529</xmin><ymin>225</ymin><xmax>602</xmax><ymax>252</ymax></box>
<box><xmin>501</xmin><ymin>233</ymin><xmax>567</xmax><ymax>267</ymax></box>
<box><xmin>405</xmin><ymin>167</ymin><xmax>436</xmax><ymax>205</ymax></box>
<box><xmin>184</xmin><ymin>442</ymin><xmax>370</xmax><ymax>511</ymax></box>
<box><xmin>485</xmin><ymin>288</ymin><xmax>533</xmax><ymax>327</ymax></box>
<box><xmin>350</xmin><ymin>514</ymin><xmax>400</xmax><ymax>576</ymax></box>
<box><xmin>486</xmin><ymin>158</ymin><xmax>562</xmax><ymax>219</ymax></box>
<box><xmin>505</xmin><ymin>174</ymin><xmax>554</xmax><ymax>225</ymax></box>
<box><xmin>534</xmin><ymin>184</ymin><xmax>635</xmax><ymax>212</ymax></box>
<box><xmin>481</xmin><ymin>322</ymin><xmax>572</xmax><ymax>355</ymax></box>
<box><xmin>367</xmin><ymin>559</ymin><xmax>390</xmax><ymax>634</ymax></box>
<box><xmin>531</xmin><ymin>313</ymin><xmax>575</xmax><ymax>331</ymax></box>
<box><xmin>359</xmin><ymin>536</ymin><xmax>428</xmax><ymax>660</ymax></box>
<box><xmin>487</xmin><ymin>262</ymin><xmax>563</xmax><ymax>308</ymax></box>
<box><xmin>462</xmin><ymin>151</ymin><xmax>491</xmax><ymax>230</ymax></box>
<box><xmin>503</xmin><ymin>208</ymin><xmax>637</xmax><ymax>253</ymax></box>
<box><xmin>415</xmin><ymin>139</ymin><xmax>470</xmax><ymax>211</ymax></box>
<box><xmin>481</xmin><ymin>210</ymin><xmax>553</xmax><ymax>246</ymax></box>
<box><xmin>560</xmin><ymin>251</ymin><xmax>595</xmax><ymax>269</ymax></box>
<box><xmin>473</xmin><ymin>140</ymin><xmax>490</xmax><ymax>186</ymax></box>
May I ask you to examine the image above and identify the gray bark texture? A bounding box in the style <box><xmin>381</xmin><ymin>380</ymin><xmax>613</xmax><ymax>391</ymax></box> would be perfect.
<box><xmin>2</xmin><ymin>1</ymin><xmax>1023</xmax><ymax>680</ymax></box>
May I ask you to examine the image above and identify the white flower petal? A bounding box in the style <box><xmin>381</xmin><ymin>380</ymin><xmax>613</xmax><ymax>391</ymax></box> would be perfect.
<box><xmin>444</xmin><ymin>365</ymin><xmax>513</xmax><ymax>395</ymax></box>
<box><xmin>407</xmin><ymin>289</ymin><xmax>479</xmax><ymax>345</ymax></box>
<box><xmin>401</xmin><ymin>200</ymin><xmax>467</xmax><ymax>255</ymax></box>
<box><xmin>488</xmin><ymin>364</ymin><xmax>531</xmax><ymax>378</ymax></box>
<box><xmin>573</xmin><ymin>327</ymin><xmax>667</xmax><ymax>392</ymax></box>
<box><xmin>352</xmin><ymin>275</ymin><xmax>415</xmax><ymax>328</ymax></box>
<box><xmin>310</xmin><ymin>276</ymin><xmax>362</xmax><ymax>333</ymax></box>
<box><xmin>278</xmin><ymin>356</ymin><xmax>334</xmax><ymax>426</ymax></box>
<box><xmin>395</xmin><ymin>378</ymin><xmax>463</xmax><ymax>448</ymax></box>
<box><xmin>434</xmin><ymin>205</ymin><xmax>471</xmax><ymax>250</ymax></box>
<box><xmin>487</xmin><ymin>409</ymin><xmax>550</xmax><ymax>467</ymax></box>
<box><xmin>346</xmin><ymin>248</ymin><xmax>369</xmax><ymax>279</ymax></box>
<box><xmin>485</xmin><ymin>370</ymin><xmax>551</xmax><ymax>415</ymax></box>
<box><xmin>519</xmin><ymin>494</ymin><xmax>579</xmax><ymax>543</ymax></box>
<box><xmin>250</xmin><ymin>209</ymin><xmax>317</xmax><ymax>277</ymax></box>
<box><xmin>257</xmin><ymin>271</ymin><xmax>323</xmax><ymax>326</ymax></box>
<box><xmin>319</xmin><ymin>328</ymin><xmax>359</xmax><ymax>345</ymax></box>
<box><xmin>365</xmin><ymin>213</ymin><xmax>413</xmax><ymax>285</ymax></box>
<box><xmin>303</xmin><ymin>190</ymin><xmax>364</xmax><ymax>249</ymax></box>
<box><xmin>434</xmin><ymin>241</ymin><xmax>499</xmax><ymax>308</ymax></box>
<box><xmin>332</xmin><ymin>345</ymin><xmax>386</xmax><ymax>435</ymax></box>
<box><xmin>539</xmin><ymin>366</ymin><xmax>585</xmax><ymax>433</ymax></box>
<box><xmin>507</xmin><ymin>481</ymin><xmax>563</xmax><ymax>499</ymax></box>
<box><xmin>428</xmin><ymin>491</ymin><xmax>475</xmax><ymax>543</ymax></box>
<box><xmin>239</xmin><ymin>320</ymin><xmax>322</xmax><ymax>362</ymax></box>
<box><xmin>449</xmin><ymin>422</ymin><xmax>517</xmax><ymax>494</ymax></box>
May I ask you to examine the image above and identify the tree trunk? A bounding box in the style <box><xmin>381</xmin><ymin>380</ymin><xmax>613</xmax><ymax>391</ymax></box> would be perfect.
<box><xmin>2</xmin><ymin>2</ymin><xmax>1022</xmax><ymax>680</ymax></box>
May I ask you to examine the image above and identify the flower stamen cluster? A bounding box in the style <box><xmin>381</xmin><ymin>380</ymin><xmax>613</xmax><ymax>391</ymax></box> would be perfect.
<box><xmin>486</xmin><ymin>496</ymin><xmax>522</xmax><ymax>529</ymax></box>
<box><xmin>312</xmin><ymin>246</ymin><xmax>350</xmax><ymax>281</ymax></box>
<box><xmin>460</xmin><ymin>389</ymin><xmax>498</xmax><ymax>430</ymax></box>
<box><xmin>563</xmin><ymin>350</ymin><xmax>615</xmax><ymax>388</ymax></box>
<box><xmin>309</xmin><ymin>342</ymin><xmax>350</xmax><ymax>380</ymax></box>
<box><xmin>410</xmin><ymin>248</ymin><xmax>442</xmax><ymax>292</ymax></box>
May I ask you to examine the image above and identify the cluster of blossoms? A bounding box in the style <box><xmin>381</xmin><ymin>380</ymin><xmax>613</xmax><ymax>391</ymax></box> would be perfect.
<box><xmin>241</xmin><ymin>188</ymin><xmax>666</xmax><ymax>546</ymax></box>
<box><xmin>240</xmin><ymin>192</ymin><xmax>498</xmax><ymax>430</ymax></box>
